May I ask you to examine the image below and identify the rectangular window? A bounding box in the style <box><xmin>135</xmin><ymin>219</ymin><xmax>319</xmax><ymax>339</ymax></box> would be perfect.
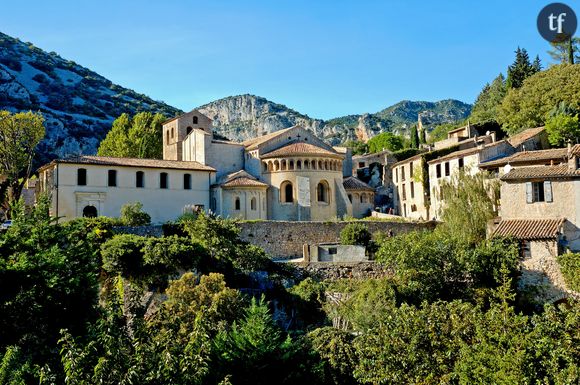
<box><xmin>527</xmin><ymin>181</ymin><xmax>546</xmax><ymax>203</ymax></box>
<box><xmin>358</xmin><ymin>162</ymin><xmax>365</xmax><ymax>168</ymax></box>
<box><xmin>402</xmin><ymin>184</ymin><xmax>407</xmax><ymax>200</ymax></box>
<box><xmin>77</xmin><ymin>168</ymin><xmax>87</xmax><ymax>186</ymax></box>
<box><xmin>136</xmin><ymin>171</ymin><xmax>144</xmax><ymax>188</ymax></box>
<box><xmin>401</xmin><ymin>166</ymin><xmax>406</xmax><ymax>181</ymax></box>
<box><xmin>444</xmin><ymin>162</ymin><xmax>450</xmax><ymax>176</ymax></box>
<box><xmin>328</xmin><ymin>247</ymin><xmax>337</xmax><ymax>255</ymax></box>
<box><xmin>183</xmin><ymin>174</ymin><xmax>192</xmax><ymax>190</ymax></box>
<box><xmin>410</xmin><ymin>162</ymin><xmax>413</xmax><ymax>178</ymax></box>
<box><xmin>395</xmin><ymin>168</ymin><xmax>398</xmax><ymax>183</ymax></box>
<box><xmin>108</xmin><ymin>170</ymin><xmax>117</xmax><ymax>187</ymax></box>
<box><xmin>160</xmin><ymin>172</ymin><xmax>168</xmax><ymax>189</ymax></box>
<box><xmin>410</xmin><ymin>182</ymin><xmax>414</xmax><ymax>199</ymax></box>
<box><xmin>458</xmin><ymin>158</ymin><xmax>464</xmax><ymax>169</ymax></box>
<box><xmin>436</xmin><ymin>164</ymin><xmax>441</xmax><ymax>178</ymax></box>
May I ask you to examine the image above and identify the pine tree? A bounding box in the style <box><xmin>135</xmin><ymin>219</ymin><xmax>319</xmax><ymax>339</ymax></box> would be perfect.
<box><xmin>506</xmin><ymin>47</ymin><xmax>539</xmax><ymax>89</ymax></box>
<box><xmin>532</xmin><ymin>55</ymin><xmax>542</xmax><ymax>72</ymax></box>
<box><xmin>469</xmin><ymin>74</ymin><xmax>507</xmax><ymax>123</ymax></box>
<box><xmin>548</xmin><ymin>37</ymin><xmax>580</xmax><ymax>64</ymax></box>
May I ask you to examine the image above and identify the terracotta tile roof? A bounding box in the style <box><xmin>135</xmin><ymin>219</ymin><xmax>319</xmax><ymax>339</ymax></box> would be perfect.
<box><xmin>500</xmin><ymin>165</ymin><xmax>580</xmax><ymax>180</ymax></box>
<box><xmin>242</xmin><ymin>127</ymin><xmax>295</xmax><ymax>150</ymax></box>
<box><xmin>507</xmin><ymin>126</ymin><xmax>545</xmax><ymax>147</ymax></box>
<box><xmin>41</xmin><ymin>156</ymin><xmax>215</xmax><ymax>172</ymax></box>
<box><xmin>221</xmin><ymin>177</ymin><xmax>268</xmax><ymax>188</ymax></box>
<box><xmin>570</xmin><ymin>144</ymin><xmax>580</xmax><ymax>157</ymax></box>
<box><xmin>427</xmin><ymin>146</ymin><xmax>482</xmax><ymax>164</ymax></box>
<box><xmin>479</xmin><ymin>147</ymin><xmax>569</xmax><ymax>168</ymax></box>
<box><xmin>342</xmin><ymin>176</ymin><xmax>375</xmax><ymax>191</ymax></box>
<box><xmin>261</xmin><ymin>141</ymin><xmax>341</xmax><ymax>158</ymax></box>
<box><xmin>217</xmin><ymin>170</ymin><xmax>268</xmax><ymax>188</ymax></box>
<box><xmin>493</xmin><ymin>218</ymin><xmax>565</xmax><ymax>240</ymax></box>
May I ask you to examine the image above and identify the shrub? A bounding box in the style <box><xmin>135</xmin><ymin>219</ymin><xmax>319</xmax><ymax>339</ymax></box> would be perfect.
<box><xmin>557</xmin><ymin>253</ymin><xmax>580</xmax><ymax>292</ymax></box>
<box><xmin>120</xmin><ymin>202</ymin><xmax>151</xmax><ymax>226</ymax></box>
<box><xmin>340</xmin><ymin>223</ymin><xmax>372</xmax><ymax>248</ymax></box>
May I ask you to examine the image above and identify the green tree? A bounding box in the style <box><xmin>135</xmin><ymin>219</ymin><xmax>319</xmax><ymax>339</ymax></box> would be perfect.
<box><xmin>367</xmin><ymin>132</ymin><xmax>405</xmax><ymax>153</ymax></box>
<box><xmin>0</xmin><ymin>111</ymin><xmax>45</xmax><ymax>214</ymax></box>
<box><xmin>340</xmin><ymin>223</ymin><xmax>372</xmax><ymax>248</ymax></box>
<box><xmin>548</xmin><ymin>36</ymin><xmax>580</xmax><ymax>64</ymax></box>
<box><xmin>342</xmin><ymin>140</ymin><xmax>368</xmax><ymax>155</ymax></box>
<box><xmin>545</xmin><ymin>112</ymin><xmax>580</xmax><ymax>146</ymax></box>
<box><xmin>438</xmin><ymin>170</ymin><xmax>500</xmax><ymax>245</ymax></box>
<box><xmin>470</xmin><ymin>74</ymin><xmax>507</xmax><ymax>124</ymax></box>
<box><xmin>428</xmin><ymin>122</ymin><xmax>464</xmax><ymax>143</ymax></box>
<box><xmin>120</xmin><ymin>202</ymin><xmax>152</xmax><ymax>226</ymax></box>
<box><xmin>506</xmin><ymin>47</ymin><xmax>540</xmax><ymax>89</ymax></box>
<box><xmin>409</xmin><ymin>125</ymin><xmax>419</xmax><ymax>149</ymax></box>
<box><xmin>98</xmin><ymin>112</ymin><xmax>166</xmax><ymax>159</ymax></box>
<box><xmin>498</xmin><ymin>64</ymin><xmax>580</xmax><ymax>135</ymax></box>
<box><xmin>307</xmin><ymin>327</ymin><xmax>357</xmax><ymax>385</ymax></box>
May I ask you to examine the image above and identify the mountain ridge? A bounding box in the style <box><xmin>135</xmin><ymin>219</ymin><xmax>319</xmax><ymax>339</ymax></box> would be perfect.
<box><xmin>0</xmin><ymin>31</ymin><xmax>471</xmax><ymax>160</ymax></box>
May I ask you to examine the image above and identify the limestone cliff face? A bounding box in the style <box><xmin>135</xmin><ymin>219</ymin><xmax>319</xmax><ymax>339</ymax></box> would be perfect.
<box><xmin>199</xmin><ymin>95</ymin><xmax>471</xmax><ymax>145</ymax></box>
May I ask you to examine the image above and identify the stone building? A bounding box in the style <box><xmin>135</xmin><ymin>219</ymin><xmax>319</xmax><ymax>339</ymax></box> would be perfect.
<box><xmin>392</xmin><ymin>153</ymin><xmax>429</xmax><ymax>219</ymax></box>
<box><xmin>38</xmin><ymin>110</ymin><xmax>373</xmax><ymax>222</ymax></box>
<box><xmin>492</xmin><ymin>145</ymin><xmax>580</xmax><ymax>301</ymax></box>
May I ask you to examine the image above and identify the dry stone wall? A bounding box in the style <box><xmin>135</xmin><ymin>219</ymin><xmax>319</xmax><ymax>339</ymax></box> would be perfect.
<box><xmin>238</xmin><ymin>220</ymin><xmax>436</xmax><ymax>259</ymax></box>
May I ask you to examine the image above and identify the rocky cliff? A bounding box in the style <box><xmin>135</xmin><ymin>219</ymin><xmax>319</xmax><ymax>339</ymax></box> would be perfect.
<box><xmin>0</xmin><ymin>32</ymin><xmax>181</xmax><ymax>164</ymax></box>
<box><xmin>199</xmin><ymin>95</ymin><xmax>471</xmax><ymax>145</ymax></box>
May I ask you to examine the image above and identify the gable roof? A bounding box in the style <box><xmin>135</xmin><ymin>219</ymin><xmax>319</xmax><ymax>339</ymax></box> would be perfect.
<box><xmin>261</xmin><ymin>141</ymin><xmax>341</xmax><ymax>159</ymax></box>
<box><xmin>162</xmin><ymin>109</ymin><xmax>211</xmax><ymax>125</ymax></box>
<box><xmin>479</xmin><ymin>147</ymin><xmax>569</xmax><ymax>168</ymax></box>
<box><xmin>342</xmin><ymin>176</ymin><xmax>375</xmax><ymax>191</ymax></box>
<box><xmin>217</xmin><ymin>170</ymin><xmax>268</xmax><ymax>188</ymax></box>
<box><xmin>507</xmin><ymin>126</ymin><xmax>545</xmax><ymax>147</ymax></box>
<box><xmin>493</xmin><ymin>218</ymin><xmax>565</xmax><ymax>240</ymax></box>
<box><xmin>38</xmin><ymin>156</ymin><xmax>215</xmax><ymax>172</ymax></box>
<box><xmin>242</xmin><ymin>127</ymin><xmax>295</xmax><ymax>150</ymax></box>
<box><xmin>500</xmin><ymin>165</ymin><xmax>580</xmax><ymax>181</ymax></box>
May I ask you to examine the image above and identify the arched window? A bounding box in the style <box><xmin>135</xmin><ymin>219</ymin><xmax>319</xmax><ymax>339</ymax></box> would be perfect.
<box><xmin>317</xmin><ymin>180</ymin><xmax>329</xmax><ymax>203</ymax></box>
<box><xmin>136</xmin><ymin>171</ymin><xmax>144</xmax><ymax>188</ymax></box>
<box><xmin>360</xmin><ymin>194</ymin><xmax>367</xmax><ymax>203</ymax></box>
<box><xmin>274</xmin><ymin>160</ymin><xmax>280</xmax><ymax>171</ymax></box>
<box><xmin>281</xmin><ymin>181</ymin><xmax>293</xmax><ymax>203</ymax></box>
<box><xmin>268</xmin><ymin>162</ymin><xmax>273</xmax><ymax>172</ymax></box>
<box><xmin>304</xmin><ymin>160</ymin><xmax>310</xmax><ymax>169</ymax></box>
<box><xmin>281</xmin><ymin>160</ymin><xmax>287</xmax><ymax>170</ymax></box>
<box><xmin>186</xmin><ymin>126</ymin><xmax>193</xmax><ymax>135</ymax></box>
<box><xmin>348</xmin><ymin>194</ymin><xmax>352</xmax><ymax>203</ymax></box>
<box><xmin>82</xmin><ymin>205</ymin><xmax>97</xmax><ymax>218</ymax></box>
<box><xmin>289</xmin><ymin>160</ymin><xmax>294</xmax><ymax>170</ymax></box>
<box><xmin>171</xmin><ymin>127</ymin><xmax>174</xmax><ymax>139</ymax></box>
<box><xmin>183</xmin><ymin>173</ymin><xmax>192</xmax><ymax>190</ymax></box>
<box><xmin>296</xmin><ymin>160</ymin><xmax>302</xmax><ymax>170</ymax></box>
<box><xmin>166</xmin><ymin>130</ymin><xmax>170</xmax><ymax>143</ymax></box>
<box><xmin>108</xmin><ymin>170</ymin><xmax>117</xmax><ymax>187</ymax></box>
<box><xmin>263</xmin><ymin>162</ymin><xmax>268</xmax><ymax>172</ymax></box>
<box><xmin>77</xmin><ymin>168</ymin><xmax>87</xmax><ymax>186</ymax></box>
<box><xmin>312</xmin><ymin>160</ymin><xmax>317</xmax><ymax>170</ymax></box>
<box><xmin>160</xmin><ymin>172</ymin><xmax>169</xmax><ymax>189</ymax></box>
<box><xmin>193</xmin><ymin>116</ymin><xmax>198</xmax><ymax>124</ymax></box>
<box><xmin>318</xmin><ymin>160</ymin><xmax>323</xmax><ymax>169</ymax></box>
<box><xmin>324</xmin><ymin>161</ymin><xmax>329</xmax><ymax>170</ymax></box>
<box><xmin>235</xmin><ymin>197</ymin><xmax>241</xmax><ymax>210</ymax></box>
<box><xmin>250</xmin><ymin>197</ymin><xmax>257</xmax><ymax>210</ymax></box>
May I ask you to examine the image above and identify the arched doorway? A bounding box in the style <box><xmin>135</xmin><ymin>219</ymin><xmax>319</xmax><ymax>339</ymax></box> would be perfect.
<box><xmin>83</xmin><ymin>205</ymin><xmax>98</xmax><ymax>218</ymax></box>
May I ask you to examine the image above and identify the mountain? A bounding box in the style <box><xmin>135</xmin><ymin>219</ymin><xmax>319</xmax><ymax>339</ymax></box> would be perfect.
<box><xmin>199</xmin><ymin>95</ymin><xmax>471</xmax><ymax>145</ymax></box>
<box><xmin>0</xmin><ymin>32</ymin><xmax>182</xmax><ymax>163</ymax></box>
<box><xmin>0</xmin><ymin>31</ymin><xmax>471</xmax><ymax>161</ymax></box>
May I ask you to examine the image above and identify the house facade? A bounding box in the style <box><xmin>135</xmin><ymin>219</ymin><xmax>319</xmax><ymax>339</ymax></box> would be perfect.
<box><xmin>38</xmin><ymin>110</ymin><xmax>375</xmax><ymax>223</ymax></box>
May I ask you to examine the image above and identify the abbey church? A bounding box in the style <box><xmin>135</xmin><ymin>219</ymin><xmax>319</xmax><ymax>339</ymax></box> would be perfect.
<box><xmin>38</xmin><ymin>110</ymin><xmax>375</xmax><ymax>223</ymax></box>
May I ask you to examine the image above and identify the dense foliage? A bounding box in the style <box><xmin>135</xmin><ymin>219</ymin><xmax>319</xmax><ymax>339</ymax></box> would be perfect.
<box><xmin>367</xmin><ymin>132</ymin><xmax>405</xmax><ymax>153</ymax></box>
<box><xmin>97</xmin><ymin>112</ymin><xmax>166</xmax><ymax>159</ymax></box>
<box><xmin>0</xmin><ymin>110</ymin><xmax>45</xmax><ymax>214</ymax></box>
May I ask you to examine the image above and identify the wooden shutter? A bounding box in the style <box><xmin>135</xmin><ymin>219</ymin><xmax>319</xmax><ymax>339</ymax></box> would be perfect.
<box><xmin>526</xmin><ymin>182</ymin><xmax>533</xmax><ymax>203</ymax></box>
<box><xmin>544</xmin><ymin>181</ymin><xmax>553</xmax><ymax>203</ymax></box>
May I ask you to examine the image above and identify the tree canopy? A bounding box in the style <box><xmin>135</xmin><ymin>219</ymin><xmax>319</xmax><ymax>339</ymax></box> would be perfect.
<box><xmin>98</xmin><ymin>112</ymin><xmax>166</xmax><ymax>159</ymax></box>
<box><xmin>367</xmin><ymin>132</ymin><xmax>405</xmax><ymax>153</ymax></box>
<box><xmin>498</xmin><ymin>64</ymin><xmax>580</xmax><ymax>135</ymax></box>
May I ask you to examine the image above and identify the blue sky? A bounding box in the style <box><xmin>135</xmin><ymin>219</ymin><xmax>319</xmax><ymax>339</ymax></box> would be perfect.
<box><xmin>0</xmin><ymin>0</ymin><xmax>570</xmax><ymax>119</ymax></box>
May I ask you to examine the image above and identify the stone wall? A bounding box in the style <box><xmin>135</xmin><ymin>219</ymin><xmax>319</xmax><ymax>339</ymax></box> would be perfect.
<box><xmin>238</xmin><ymin>220</ymin><xmax>436</xmax><ymax>259</ymax></box>
<box><xmin>300</xmin><ymin>261</ymin><xmax>392</xmax><ymax>280</ymax></box>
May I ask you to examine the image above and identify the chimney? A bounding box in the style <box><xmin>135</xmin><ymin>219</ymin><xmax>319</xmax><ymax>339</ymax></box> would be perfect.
<box><xmin>567</xmin><ymin>140</ymin><xmax>572</xmax><ymax>157</ymax></box>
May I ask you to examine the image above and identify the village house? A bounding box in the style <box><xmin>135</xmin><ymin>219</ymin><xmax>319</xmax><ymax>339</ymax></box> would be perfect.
<box><xmin>492</xmin><ymin>144</ymin><xmax>580</xmax><ymax>301</ymax></box>
<box><xmin>38</xmin><ymin>110</ymin><xmax>375</xmax><ymax>222</ymax></box>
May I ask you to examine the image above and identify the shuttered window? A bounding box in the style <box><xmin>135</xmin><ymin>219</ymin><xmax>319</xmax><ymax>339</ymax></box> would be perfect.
<box><xmin>544</xmin><ymin>181</ymin><xmax>553</xmax><ymax>203</ymax></box>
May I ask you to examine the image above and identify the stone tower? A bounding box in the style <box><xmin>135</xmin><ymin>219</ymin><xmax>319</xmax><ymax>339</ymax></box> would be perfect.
<box><xmin>162</xmin><ymin>110</ymin><xmax>212</xmax><ymax>161</ymax></box>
